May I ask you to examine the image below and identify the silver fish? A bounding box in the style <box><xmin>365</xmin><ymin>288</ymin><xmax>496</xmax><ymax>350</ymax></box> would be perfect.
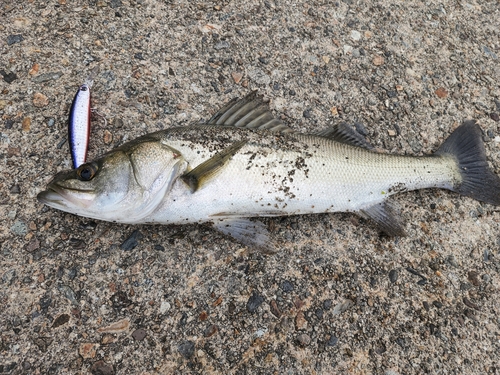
<box><xmin>38</xmin><ymin>92</ymin><xmax>500</xmax><ymax>252</ymax></box>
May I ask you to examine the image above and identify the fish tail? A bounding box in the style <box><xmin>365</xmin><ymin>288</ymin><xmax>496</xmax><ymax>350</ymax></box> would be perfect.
<box><xmin>436</xmin><ymin>120</ymin><xmax>500</xmax><ymax>205</ymax></box>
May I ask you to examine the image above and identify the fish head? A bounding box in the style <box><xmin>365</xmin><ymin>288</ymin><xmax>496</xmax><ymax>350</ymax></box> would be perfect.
<box><xmin>37</xmin><ymin>140</ymin><xmax>187</xmax><ymax>222</ymax></box>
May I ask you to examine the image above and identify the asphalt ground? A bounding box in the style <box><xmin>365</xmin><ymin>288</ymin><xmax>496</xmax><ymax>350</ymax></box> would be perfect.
<box><xmin>1</xmin><ymin>1</ymin><xmax>499</xmax><ymax>374</ymax></box>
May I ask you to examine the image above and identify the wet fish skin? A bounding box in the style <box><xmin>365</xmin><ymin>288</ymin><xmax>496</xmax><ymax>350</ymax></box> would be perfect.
<box><xmin>38</xmin><ymin>92</ymin><xmax>500</xmax><ymax>252</ymax></box>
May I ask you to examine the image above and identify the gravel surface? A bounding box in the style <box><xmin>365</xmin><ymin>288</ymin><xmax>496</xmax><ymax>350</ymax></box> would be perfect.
<box><xmin>1</xmin><ymin>1</ymin><xmax>500</xmax><ymax>374</ymax></box>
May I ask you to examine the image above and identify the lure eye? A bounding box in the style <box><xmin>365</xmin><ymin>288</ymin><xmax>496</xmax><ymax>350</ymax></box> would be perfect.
<box><xmin>77</xmin><ymin>163</ymin><xmax>97</xmax><ymax>181</ymax></box>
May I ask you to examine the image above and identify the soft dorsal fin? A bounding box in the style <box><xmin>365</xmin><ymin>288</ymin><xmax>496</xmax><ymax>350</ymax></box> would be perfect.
<box><xmin>315</xmin><ymin>123</ymin><xmax>374</xmax><ymax>150</ymax></box>
<box><xmin>205</xmin><ymin>91</ymin><xmax>294</xmax><ymax>133</ymax></box>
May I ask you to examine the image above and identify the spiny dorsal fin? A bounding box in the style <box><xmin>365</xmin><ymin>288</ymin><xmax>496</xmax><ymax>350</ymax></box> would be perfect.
<box><xmin>206</xmin><ymin>91</ymin><xmax>294</xmax><ymax>133</ymax></box>
<box><xmin>181</xmin><ymin>140</ymin><xmax>247</xmax><ymax>193</ymax></box>
<box><xmin>315</xmin><ymin>123</ymin><xmax>374</xmax><ymax>150</ymax></box>
<box><xmin>359</xmin><ymin>200</ymin><xmax>406</xmax><ymax>236</ymax></box>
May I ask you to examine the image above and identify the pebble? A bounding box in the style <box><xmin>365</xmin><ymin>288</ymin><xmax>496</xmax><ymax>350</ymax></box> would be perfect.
<box><xmin>58</xmin><ymin>284</ymin><xmax>78</xmax><ymax>305</ymax></box>
<box><xmin>98</xmin><ymin>318</ymin><xmax>130</xmax><ymax>333</ymax></box>
<box><xmin>435</xmin><ymin>87</ymin><xmax>448</xmax><ymax>98</ymax></box>
<box><xmin>120</xmin><ymin>230</ymin><xmax>142</xmax><ymax>251</ymax></box>
<box><xmin>214</xmin><ymin>41</ymin><xmax>230</xmax><ymax>50</ymax></box>
<box><xmin>160</xmin><ymin>301</ymin><xmax>171</xmax><ymax>314</ymax></box>
<box><xmin>132</xmin><ymin>328</ymin><xmax>147</xmax><ymax>341</ymax></box>
<box><xmin>90</xmin><ymin>360</ymin><xmax>114</xmax><ymax>375</ymax></box>
<box><xmin>467</xmin><ymin>270</ymin><xmax>480</xmax><ymax>286</ymax></box>
<box><xmin>33</xmin><ymin>93</ymin><xmax>49</xmax><ymax>107</ymax></box>
<box><xmin>52</xmin><ymin>314</ymin><xmax>70</xmax><ymax>328</ymax></box>
<box><xmin>323</xmin><ymin>299</ymin><xmax>332</xmax><ymax>310</ymax></box>
<box><xmin>47</xmin><ymin>118</ymin><xmax>55</xmax><ymax>127</ymax></box>
<box><xmin>178</xmin><ymin>340</ymin><xmax>195</xmax><ymax>359</ymax></box>
<box><xmin>79</xmin><ymin>343</ymin><xmax>99</xmax><ymax>359</ymax></box>
<box><xmin>247</xmin><ymin>291</ymin><xmax>264</xmax><ymax>313</ymax></box>
<box><xmin>350</xmin><ymin>30</ymin><xmax>361</xmax><ymax>41</ymax></box>
<box><xmin>10</xmin><ymin>220</ymin><xmax>28</xmax><ymax>236</ymax></box>
<box><xmin>110</xmin><ymin>291</ymin><xmax>132</xmax><ymax>309</ymax></box>
<box><xmin>29</xmin><ymin>63</ymin><xmax>39</xmax><ymax>75</ymax></box>
<box><xmin>373</xmin><ymin>55</ymin><xmax>384</xmax><ymax>66</ymax></box>
<box><xmin>296</xmin><ymin>333</ymin><xmax>311</xmax><ymax>347</ymax></box>
<box><xmin>231</xmin><ymin>72</ymin><xmax>243</xmax><ymax>84</ymax></box>
<box><xmin>490</xmin><ymin>112</ymin><xmax>499</xmax><ymax>122</ymax></box>
<box><xmin>7</xmin><ymin>34</ymin><xmax>24</xmax><ymax>45</ymax></box>
<box><xmin>326</xmin><ymin>335</ymin><xmax>338</xmax><ymax>346</ymax></box>
<box><xmin>1</xmin><ymin>70</ymin><xmax>18</xmax><ymax>84</ymax></box>
<box><xmin>103</xmin><ymin>130</ymin><xmax>113</xmax><ymax>144</ymax></box>
<box><xmin>203</xmin><ymin>324</ymin><xmax>218</xmax><ymax>338</ymax></box>
<box><xmin>247</xmin><ymin>67</ymin><xmax>270</xmax><ymax>85</ymax></box>
<box><xmin>32</xmin><ymin>72</ymin><xmax>63</xmax><ymax>83</ymax></box>
<box><xmin>295</xmin><ymin>311</ymin><xmax>307</xmax><ymax>330</ymax></box>
<box><xmin>388</xmin><ymin>269</ymin><xmax>398</xmax><ymax>283</ymax></box>
<box><xmin>270</xmin><ymin>300</ymin><xmax>281</xmax><ymax>317</ymax></box>
<box><xmin>280</xmin><ymin>280</ymin><xmax>294</xmax><ymax>292</ymax></box>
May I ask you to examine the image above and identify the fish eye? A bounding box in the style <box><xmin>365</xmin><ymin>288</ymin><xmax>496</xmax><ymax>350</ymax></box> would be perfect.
<box><xmin>80</xmin><ymin>86</ymin><xmax>88</xmax><ymax>91</ymax></box>
<box><xmin>77</xmin><ymin>163</ymin><xmax>98</xmax><ymax>181</ymax></box>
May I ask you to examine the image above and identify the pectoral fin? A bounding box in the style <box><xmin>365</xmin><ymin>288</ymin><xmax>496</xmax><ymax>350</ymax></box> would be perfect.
<box><xmin>181</xmin><ymin>140</ymin><xmax>247</xmax><ymax>192</ymax></box>
<box><xmin>359</xmin><ymin>201</ymin><xmax>406</xmax><ymax>236</ymax></box>
<box><xmin>212</xmin><ymin>218</ymin><xmax>277</xmax><ymax>254</ymax></box>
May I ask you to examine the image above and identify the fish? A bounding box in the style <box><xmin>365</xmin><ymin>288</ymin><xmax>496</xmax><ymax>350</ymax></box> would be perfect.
<box><xmin>38</xmin><ymin>91</ymin><xmax>500</xmax><ymax>252</ymax></box>
<box><xmin>68</xmin><ymin>67</ymin><xmax>99</xmax><ymax>169</ymax></box>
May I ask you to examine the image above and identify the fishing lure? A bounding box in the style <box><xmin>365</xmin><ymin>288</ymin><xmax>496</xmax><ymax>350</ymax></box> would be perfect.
<box><xmin>68</xmin><ymin>67</ymin><xmax>99</xmax><ymax>169</ymax></box>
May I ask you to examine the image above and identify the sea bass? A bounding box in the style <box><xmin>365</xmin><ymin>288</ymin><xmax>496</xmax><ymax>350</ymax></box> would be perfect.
<box><xmin>38</xmin><ymin>92</ymin><xmax>500</xmax><ymax>252</ymax></box>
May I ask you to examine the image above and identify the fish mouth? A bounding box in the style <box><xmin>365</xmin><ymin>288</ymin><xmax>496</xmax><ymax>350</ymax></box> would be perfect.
<box><xmin>37</xmin><ymin>184</ymin><xmax>94</xmax><ymax>209</ymax></box>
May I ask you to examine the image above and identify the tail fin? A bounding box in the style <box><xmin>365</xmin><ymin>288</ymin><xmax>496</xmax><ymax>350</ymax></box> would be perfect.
<box><xmin>436</xmin><ymin>120</ymin><xmax>500</xmax><ymax>205</ymax></box>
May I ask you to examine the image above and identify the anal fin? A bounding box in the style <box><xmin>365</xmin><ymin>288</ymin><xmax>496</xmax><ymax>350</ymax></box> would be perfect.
<box><xmin>212</xmin><ymin>218</ymin><xmax>277</xmax><ymax>254</ymax></box>
<box><xmin>359</xmin><ymin>201</ymin><xmax>406</xmax><ymax>236</ymax></box>
<box><xmin>181</xmin><ymin>140</ymin><xmax>247</xmax><ymax>192</ymax></box>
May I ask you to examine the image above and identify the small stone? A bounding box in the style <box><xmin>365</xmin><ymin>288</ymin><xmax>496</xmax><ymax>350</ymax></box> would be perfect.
<box><xmin>322</xmin><ymin>56</ymin><xmax>330</xmax><ymax>64</ymax></box>
<box><xmin>11</xmin><ymin>220</ymin><xmax>28</xmax><ymax>236</ymax></box>
<box><xmin>22</xmin><ymin>117</ymin><xmax>31</xmax><ymax>132</ymax></box>
<box><xmin>79</xmin><ymin>343</ymin><xmax>99</xmax><ymax>359</ymax></box>
<box><xmin>388</xmin><ymin>129</ymin><xmax>396</xmax><ymax>137</ymax></box>
<box><xmin>295</xmin><ymin>311</ymin><xmax>307</xmax><ymax>330</ymax></box>
<box><xmin>52</xmin><ymin>314</ymin><xmax>70</xmax><ymax>328</ymax></box>
<box><xmin>270</xmin><ymin>300</ymin><xmax>281</xmax><ymax>318</ymax></box>
<box><xmin>160</xmin><ymin>301</ymin><xmax>171</xmax><ymax>314</ymax></box>
<box><xmin>101</xmin><ymin>335</ymin><xmax>115</xmax><ymax>345</ymax></box>
<box><xmin>120</xmin><ymin>230</ymin><xmax>142</xmax><ymax>251</ymax></box>
<box><xmin>326</xmin><ymin>335</ymin><xmax>338</xmax><ymax>346</ymax></box>
<box><xmin>103</xmin><ymin>130</ymin><xmax>113</xmax><ymax>144</ymax></box>
<box><xmin>231</xmin><ymin>71</ymin><xmax>243</xmax><ymax>84</ymax></box>
<box><xmin>373</xmin><ymin>55</ymin><xmax>384</xmax><ymax>66</ymax></box>
<box><xmin>33</xmin><ymin>93</ymin><xmax>49</xmax><ymax>107</ymax></box>
<box><xmin>280</xmin><ymin>280</ymin><xmax>294</xmax><ymax>292</ymax></box>
<box><xmin>330</xmin><ymin>106</ymin><xmax>338</xmax><ymax>116</ymax></box>
<box><xmin>1</xmin><ymin>70</ymin><xmax>18</xmax><ymax>84</ymax></box>
<box><xmin>323</xmin><ymin>299</ymin><xmax>332</xmax><ymax>310</ymax></box>
<box><xmin>32</xmin><ymin>72</ymin><xmax>63</xmax><ymax>83</ymax></box>
<box><xmin>178</xmin><ymin>340</ymin><xmax>195</xmax><ymax>359</ymax></box>
<box><xmin>7</xmin><ymin>34</ymin><xmax>24</xmax><ymax>45</ymax></box>
<box><xmin>98</xmin><ymin>318</ymin><xmax>130</xmax><ymax>333</ymax></box>
<box><xmin>388</xmin><ymin>269</ymin><xmax>398</xmax><ymax>283</ymax></box>
<box><xmin>90</xmin><ymin>360</ymin><xmax>115</xmax><ymax>375</ymax></box>
<box><xmin>432</xmin><ymin>301</ymin><xmax>443</xmax><ymax>308</ymax></box>
<box><xmin>246</xmin><ymin>291</ymin><xmax>264</xmax><ymax>313</ymax></box>
<box><xmin>131</xmin><ymin>328</ymin><xmax>147</xmax><ymax>341</ymax></box>
<box><xmin>29</xmin><ymin>63</ymin><xmax>40</xmax><ymax>75</ymax></box>
<box><xmin>296</xmin><ymin>333</ymin><xmax>311</xmax><ymax>346</ymax></box>
<box><xmin>467</xmin><ymin>270</ymin><xmax>480</xmax><ymax>286</ymax></box>
<box><xmin>204</xmin><ymin>324</ymin><xmax>218</xmax><ymax>337</ymax></box>
<box><xmin>58</xmin><ymin>284</ymin><xmax>78</xmax><ymax>305</ymax></box>
<box><xmin>350</xmin><ymin>30</ymin><xmax>361</xmax><ymax>41</ymax></box>
<box><xmin>214</xmin><ymin>41</ymin><xmax>230</xmax><ymax>50</ymax></box>
<box><xmin>435</xmin><ymin>87</ymin><xmax>448</xmax><ymax>98</ymax></box>
<box><xmin>10</xmin><ymin>184</ymin><xmax>20</xmax><ymax>194</ymax></box>
<box><xmin>490</xmin><ymin>112</ymin><xmax>499</xmax><ymax>122</ymax></box>
<box><xmin>110</xmin><ymin>291</ymin><xmax>132</xmax><ymax>309</ymax></box>
<box><xmin>247</xmin><ymin>67</ymin><xmax>270</xmax><ymax>85</ymax></box>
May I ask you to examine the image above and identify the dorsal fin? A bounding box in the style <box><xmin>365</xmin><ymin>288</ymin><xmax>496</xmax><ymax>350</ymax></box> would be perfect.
<box><xmin>205</xmin><ymin>91</ymin><xmax>294</xmax><ymax>133</ymax></box>
<box><xmin>315</xmin><ymin>122</ymin><xmax>374</xmax><ymax>150</ymax></box>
